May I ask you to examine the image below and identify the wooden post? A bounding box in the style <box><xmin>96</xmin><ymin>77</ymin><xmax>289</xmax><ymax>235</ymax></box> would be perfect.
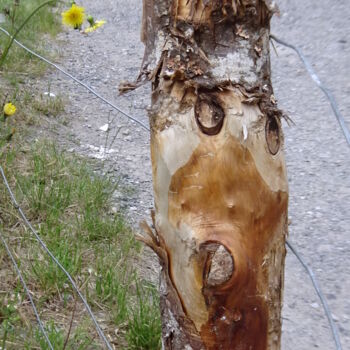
<box><xmin>135</xmin><ymin>1</ymin><xmax>288</xmax><ymax>349</ymax></box>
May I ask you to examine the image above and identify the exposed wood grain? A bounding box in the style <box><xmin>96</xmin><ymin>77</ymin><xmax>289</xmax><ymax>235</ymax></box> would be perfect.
<box><xmin>138</xmin><ymin>1</ymin><xmax>288</xmax><ymax>349</ymax></box>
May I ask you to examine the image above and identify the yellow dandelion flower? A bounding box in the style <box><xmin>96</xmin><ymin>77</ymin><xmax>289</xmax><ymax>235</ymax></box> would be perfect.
<box><xmin>62</xmin><ymin>4</ymin><xmax>85</xmax><ymax>29</ymax></box>
<box><xmin>84</xmin><ymin>20</ymin><xmax>106</xmax><ymax>33</ymax></box>
<box><xmin>3</xmin><ymin>102</ymin><xmax>16</xmax><ymax>116</ymax></box>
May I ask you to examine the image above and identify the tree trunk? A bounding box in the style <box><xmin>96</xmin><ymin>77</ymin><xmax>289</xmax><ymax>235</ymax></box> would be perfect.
<box><xmin>136</xmin><ymin>1</ymin><xmax>288</xmax><ymax>349</ymax></box>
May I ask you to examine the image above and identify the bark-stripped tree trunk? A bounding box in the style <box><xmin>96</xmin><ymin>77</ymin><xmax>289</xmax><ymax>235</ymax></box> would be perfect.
<box><xmin>128</xmin><ymin>1</ymin><xmax>289</xmax><ymax>349</ymax></box>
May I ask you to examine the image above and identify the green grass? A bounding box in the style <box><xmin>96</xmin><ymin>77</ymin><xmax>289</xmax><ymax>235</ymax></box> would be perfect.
<box><xmin>0</xmin><ymin>1</ymin><xmax>162</xmax><ymax>348</ymax></box>
<box><xmin>0</xmin><ymin>0</ymin><xmax>67</xmax><ymax>138</ymax></box>
<box><xmin>0</xmin><ymin>0</ymin><xmax>63</xmax><ymax>77</ymax></box>
<box><xmin>127</xmin><ymin>282</ymin><xmax>162</xmax><ymax>350</ymax></box>
<box><xmin>32</xmin><ymin>92</ymin><xmax>65</xmax><ymax>117</ymax></box>
<box><xmin>0</xmin><ymin>141</ymin><xmax>161</xmax><ymax>349</ymax></box>
<box><xmin>35</xmin><ymin>322</ymin><xmax>65</xmax><ymax>350</ymax></box>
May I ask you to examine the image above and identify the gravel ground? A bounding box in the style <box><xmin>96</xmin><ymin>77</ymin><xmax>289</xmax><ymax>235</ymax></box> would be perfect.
<box><xmin>34</xmin><ymin>0</ymin><xmax>349</xmax><ymax>348</ymax></box>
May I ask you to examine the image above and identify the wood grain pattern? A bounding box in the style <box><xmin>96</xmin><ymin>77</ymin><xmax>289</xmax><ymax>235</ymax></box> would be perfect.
<box><xmin>137</xmin><ymin>1</ymin><xmax>288</xmax><ymax>349</ymax></box>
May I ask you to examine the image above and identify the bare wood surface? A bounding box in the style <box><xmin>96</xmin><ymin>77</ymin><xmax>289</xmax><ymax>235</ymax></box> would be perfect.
<box><xmin>138</xmin><ymin>1</ymin><xmax>288</xmax><ymax>348</ymax></box>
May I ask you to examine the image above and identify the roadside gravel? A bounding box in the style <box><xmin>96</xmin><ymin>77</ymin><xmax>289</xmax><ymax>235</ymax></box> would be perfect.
<box><xmin>33</xmin><ymin>1</ymin><xmax>349</xmax><ymax>348</ymax></box>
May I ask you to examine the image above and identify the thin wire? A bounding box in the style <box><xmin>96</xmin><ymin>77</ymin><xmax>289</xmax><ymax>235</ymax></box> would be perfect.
<box><xmin>0</xmin><ymin>230</ymin><xmax>54</xmax><ymax>350</ymax></box>
<box><xmin>0</xmin><ymin>26</ymin><xmax>150</xmax><ymax>132</ymax></box>
<box><xmin>0</xmin><ymin>166</ymin><xmax>114</xmax><ymax>350</ymax></box>
<box><xmin>2</xmin><ymin>25</ymin><xmax>346</xmax><ymax>145</ymax></box>
<box><xmin>0</xmin><ymin>172</ymin><xmax>342</xmax><ymax>350</ymax></box>
<box><xmin>0</xmin><ymin>23</ymin><xmax>343</xmax><ymax>349</ymax></box>
<box><xmin>270</xmin><ymin>34</ymin><xmax>350</xmax><ymax>146</ymax></box>
<box><xmin>271</xmin><ymin>34</ymin><xmax>345</xmax><ymax>349</ymax></box>
<box><xmin>286</xmin><ymin>239</ymin><xmax>342</xmax><ymax>350</ymax></box>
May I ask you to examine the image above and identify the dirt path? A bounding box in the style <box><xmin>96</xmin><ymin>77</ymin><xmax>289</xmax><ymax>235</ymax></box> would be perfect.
<box><xmin>38</xmin><ymin>0</ymin><xmax>350</xmax><ymax>348</ymax></box>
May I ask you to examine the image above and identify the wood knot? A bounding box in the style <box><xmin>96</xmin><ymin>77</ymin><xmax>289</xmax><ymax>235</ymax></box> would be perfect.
<box><xmin>195</xmin><ymin>95</ymin><xmax>225</xmax><ymax>136</ymax></box>
<box><xmin>200</xmin><ymin>242</ymin><xmax>234</xmax><ymax>288</ymax></box>
<box><xmin>265</xmin><ymin>116</ymin><xmax>280</xmax><ymax>155</ymax></box>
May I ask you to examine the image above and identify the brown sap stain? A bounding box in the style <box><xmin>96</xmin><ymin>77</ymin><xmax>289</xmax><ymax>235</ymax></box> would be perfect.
<box><xmin>167</xmin><ymin>134</ymin><xmax>288</xmax><ymax>349</ymax></box>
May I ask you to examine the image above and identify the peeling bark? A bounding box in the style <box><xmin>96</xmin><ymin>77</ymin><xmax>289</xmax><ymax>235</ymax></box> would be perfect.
<box><xmin>134</xmin><ymin>1</ymin><xmax>288</xmax><ymax>349</ymax></box>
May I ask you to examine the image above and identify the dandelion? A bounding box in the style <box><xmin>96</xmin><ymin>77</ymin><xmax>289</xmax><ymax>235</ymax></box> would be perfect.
<box><xmin>84</xmin><ymin>20</ymin><xmax>106</xmax><ymax>33</ymax></box>
<box><xmin>3</xmin><ymin>102</ymin><xmax>16</xmax><ymax>116</ymax></box>
<box><xmin>61</xmin><ymin>4</ymin><xmax>85</xmax><ymax>29</ymax></box>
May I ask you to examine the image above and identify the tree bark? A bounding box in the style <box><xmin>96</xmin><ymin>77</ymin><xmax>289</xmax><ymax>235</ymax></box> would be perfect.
<box><xmin>135</xmin><ymin>1</ymin><xmax>288</xmax><ymax>349</ymax></box>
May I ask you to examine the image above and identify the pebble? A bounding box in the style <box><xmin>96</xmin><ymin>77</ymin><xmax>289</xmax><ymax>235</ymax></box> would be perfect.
<box><xmin>332</xmin><ymin>314</ymin><xmax>339</xmax><ymax>322</ymax></box>
<box><xmin>99</xmin><ymin>123</ymin><xmax>109</xmax><ymax>132</ymax></box>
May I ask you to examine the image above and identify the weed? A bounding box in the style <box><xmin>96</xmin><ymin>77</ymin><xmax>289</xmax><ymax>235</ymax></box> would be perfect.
<box><xmin>127</xmin><ymin>282</ymin><xmax>162</xmax><ymax>350</ymax></box>
<box><xmin>0</xmin><ymin>297</ymin><xmax>21</xmax><ymax>349</ymax></box>
<box><xmin>0</xmin><ymin>1</ymin><xmax>162</xmax><ymax>347</ymax></box>
<box><xmin>15</xmin><ymin>142</ymin><xmax>73</xmax><ymax>219</ymax></box>
<box><xmin>31</xmin><ymin>238</ymin><xmax>82</xmax><ymax>293</ymax></box>
<box><xmin>0</xmin><ymin>138</ymin><xmax>162</xmax><ymax>347</ymax></box>
<box><xmin>69</xmin><ymin>317</ymin><xmax>99</xmax><ymax>349</ymax></box>
<box><xmin>94</xmin><ymin>261</ymin><xmax>133</xmax><ymax>326</ymax></box>
<box><xmin>0</xmin><ymin>0</ymin><xmax>62</xmax><ymax>77</ymax></box>
<box><xmin>32</xmin><ymin>93</ymin><xmax>65</xmax><ymax>117</ymax></box>
<box><xmin>35</xmin><ymin>321</ymin><xmax>65</xmax><ymax>350</ymax></box>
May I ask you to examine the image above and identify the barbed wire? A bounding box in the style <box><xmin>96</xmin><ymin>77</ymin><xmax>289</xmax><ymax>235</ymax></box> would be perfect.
<box><xmin>0</xmin><ymin>166</ymin><xmax>114</xmax><ymax>350</ymax></box>
<box><xmin>270</xmin><ymin>34</ymin><xmax>350</xmax><ymax>147</ymax></box>
<box><xmin>0</xmin><ymin>26</ymin><xmax>345</xmax><ymax>349</ymax></box>
<box><xmin>0</xmin><ymin>230</ymin><xmax>54</xmax><ymax>350</ymax></box>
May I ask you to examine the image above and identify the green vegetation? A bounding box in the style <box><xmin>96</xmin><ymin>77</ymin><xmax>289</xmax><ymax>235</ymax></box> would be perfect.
<box><xmin>0</xmin><ymin>0</ymin><xmax>62</xmax><ymax>76</ymax></box>
<box><xmin>0</xmin><ymin>0</ymin><xmax>66</xmax><ymax>137</ymax></box>
<box><xmin>0</xmin><ymin>139</ymin><xmax>161</xmax><ymax>349</ymax></box>
<box><xmin>127</xmin><ymin>283</ymin><xmax>162</xmax><ymax>350</ymax></box>
<box><xmin>0</xmin><ymin>1</ymin><xmax>161</xmax><ymax>349</ymax></box>
<box><xmin>32</xmin><ymin>92</ymin><xmax>65</xmax><ymax>117</ymax></box>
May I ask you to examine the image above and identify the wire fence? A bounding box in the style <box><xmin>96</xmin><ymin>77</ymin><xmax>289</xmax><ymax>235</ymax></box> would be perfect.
<box><xmin>286</xmin><ymin>240</ymin><xmax>342</xmax><ymax>350</ymax></box>
<box><xmin>0</xmin><ymin>166</ymin><xmax>114</xmax><ymax>350</ymax></box>
<box><xmin>0</xmin><ymin>230</ymin><xmax>54</xmax><ymax>350</ymax></box>
<box><xmin>0</xmin><ymin>25</ymin><xmax>347</xmax><ymax>350</ymax></box>
<box><xmin>270</xmin><ymin>35</ymin><xmax>350</xmax><ymax>147</ymax></box>
<box><xmin>0</xmin><ymin>27</ymin><xmax>149</xmax><ymax>133</ymax></box>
